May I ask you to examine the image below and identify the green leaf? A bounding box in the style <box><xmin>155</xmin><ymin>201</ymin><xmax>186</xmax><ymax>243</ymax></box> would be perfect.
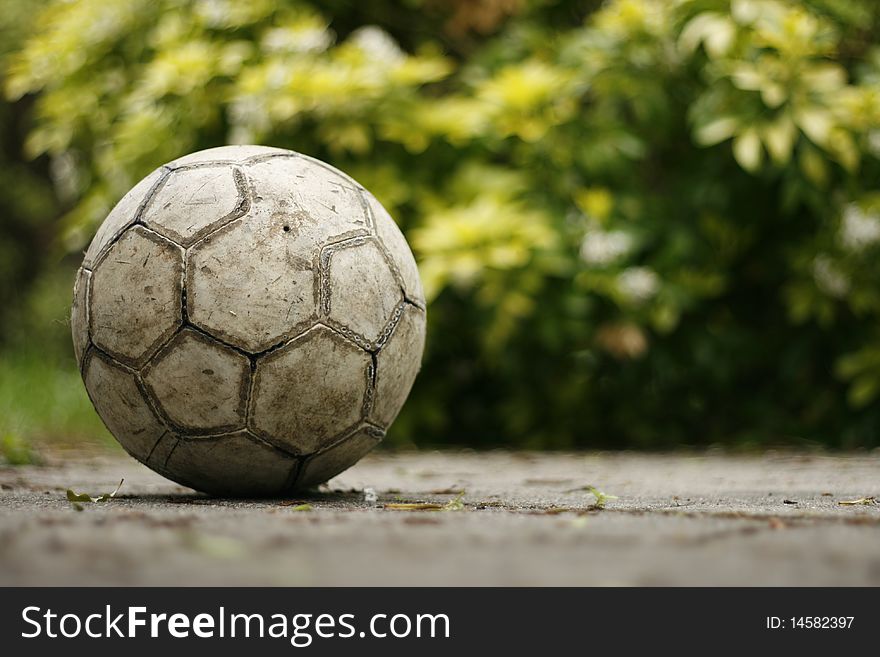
<box><xmin>796</xmin><ymin>109</ymin><xmax>833</xmax><ymax>148</ymax></box>
<box><xmin>66</xmin><ymin>479</ymin><xmax>124</xmax><ymax>506</ymax></box>
<box><xmin>762</xmin><ymin>116</ymin><xmax>796</xmax><ymax>165</ymax></box>
<box><xmin>679</xmin><ymin>13</ymin><xmax>735</xmax><ymax>58</ymax></box>
<box><xmin>801</xmin><ymin>65</ymin><xmax>846</xmax><ymax>93</ymax></box>
<box><xmin>733</xmin><ymin>129</ymin><xmax>763</xmax><ymax>172</ymax></box>
<box><xmin>66</xmin><ymin>490</ymin><xmax>94</xmax><ymax>503</ymax></box>
<box><xmin>730</xmin><ymin>65</ymin><xmax>763</xmax><ymax>91</ymax></box>
<box><xmin>565</xmin><ymin>485</ymin><xmax>618</xmax><ymax>509</ymax></box>
<box><xmin>95</xmin><ymin>479</ymin><xmax>125</xmax><ymax>502</ymax></box>
<box><xmin>828</xmin><ymin>129</ymin><xmax>859</xmax><ymax>172</ymax></box>
<box><xmin>848</xmin><ymin>376</ymin><xmax>880</xmax><ymax>408</ymax></box>
<box><xmin>799</xmin><ymin>146</ymin><xmax>828</xmax><ymax>186</ymax></box>
<box><xmin>835</xmin><ymin>353</ymin><xmax>865</xmax><ymax>379</ymax></box>
<box><xmin>442</xmin><ymin>491</ymin><xmax>466</xmax><ymax>511</ymax></box>
<box><xmin>760</xmin><ymin>83</ymin><xmax>786</xmax><ymax>108</ymax></box>
<box><xmin>585</xmin><ymin>485</ymin><xmax>618</xmax><ymax>509</ymax></box>
<box><xmin>694</xmin><ymin>117</ymin><xmax>740</xmax><ymax>146</ymax></box>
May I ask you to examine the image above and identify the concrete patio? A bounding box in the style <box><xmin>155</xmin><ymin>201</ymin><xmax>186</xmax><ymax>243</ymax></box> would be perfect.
<box><xmin>1</xmin><ymin>449</ymin><xmax>878</xmax><ymax>586</ymax></box>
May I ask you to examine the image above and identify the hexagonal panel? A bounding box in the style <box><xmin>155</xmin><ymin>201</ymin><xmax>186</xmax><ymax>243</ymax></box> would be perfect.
<box><xmin>163</xmin><ymin>431</ymin><xmax>298</xmax><ymax>496</ymax></box>
<box><xmin>90</xmin><ymin>226</ymin><xmax>184</xmax><ymax>366</ymax></box>
<box><xmin>324</xmin><ymin>238</ymin><xmax>404</xmax><ymax>347</ymax></box>
<box><xmin>296</xmin><ymin>424</ymin><xmax>384</xmax><ymax>489</ymax></box>
<box><xmin>168</xmin><ymin>145</ymin><xmax>288</xmax><ymax>168</ymax></box>
<box><xmin>82</xmin><ymin>167</ymin><xmax>167</xmax><ymax>269</ymax></box>
<box><xmin>142</xmin><ymin>329</ymin><xmax>250</xmax><ymax>433</ymax></box>
<box><xmin>71</xmin><ymin>267</ymin><xmax>91</xmax><ymax>369</ymax></box>
<box><xmin>366</xmin><ymin>191</ymin><xmax>425</xmax><ymax>306</ymax></box>
<box><xmin>296</xmin><ymin>151</ymin><xmax>368</xmax><ymax>192</ymax></box>
<box><xmin>83</xmin><ymin>350</ymin><xmax>168</xmax><ymax>463</ymax></box>
<box><xmin>250</xmin><ymin>325</ymin><xmax>372</xmax><ymax>453</ymax></box>
<box><xmin>370</xmin><ymin>305</ymin><xmax>426</xmax><ymax>428</ymax></box>
<box><xmin>186</xmin><ymin>216</ymin><xmax>317</xmax><ymax>353</ymax></box>
<box><xmin>142</xmin><ymin>165</ymin><xmax>247</xmax><ymax>246</ymax></box>
<box><xmin>244</xmin><ymin>155</ymin><xmax>370</xmax><ymax>253</ymax></box>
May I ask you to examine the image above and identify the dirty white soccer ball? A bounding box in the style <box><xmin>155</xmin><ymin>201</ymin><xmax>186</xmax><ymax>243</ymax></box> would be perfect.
<box><xmin>71</xmin><ymin>146</ymin><xmax>426</xmax><ymax>496</ymax></box>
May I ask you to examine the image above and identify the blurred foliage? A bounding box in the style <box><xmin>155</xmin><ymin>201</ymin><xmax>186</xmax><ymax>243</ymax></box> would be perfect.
<box><xmin>0</xmin><ymin>265</ymin><xmax>113</xmax><ymax>451</ymax></box>
<box><xmin>5</xmin><ymin>0</ymin><xmax>880</xmax><ymax>448</ymax></box>
<box><xmin>0</xmin><ymin>0</ymin><xmax>100</xmax><ymax>455</ymax></box>
<box><xmin>0</xmin><ymin>0</ymin><xmax>60</xmax><ymax>331</ymax></box>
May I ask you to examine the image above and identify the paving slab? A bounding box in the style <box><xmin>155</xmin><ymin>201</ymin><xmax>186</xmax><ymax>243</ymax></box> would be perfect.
<box><xmin>1</xmin><ymin>450</ymin><xmax>878</xmax><ymax>585</ymax></box>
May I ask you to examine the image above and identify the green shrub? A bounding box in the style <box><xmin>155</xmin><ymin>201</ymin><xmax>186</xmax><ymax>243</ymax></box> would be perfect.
<box><xmin>7</xmin><ymin>0</ymin><xmax>880</xmax><ymax>447</ymax></box>
<box><xmin>0</xmin><ymin>0</ymin><xmax>59</xmax><ymax>334</ymax></box>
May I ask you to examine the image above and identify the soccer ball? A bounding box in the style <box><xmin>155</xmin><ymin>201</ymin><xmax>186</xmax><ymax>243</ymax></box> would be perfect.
<box><xmin>71</xmin><ymin>145</ymin><xmax>426</xmax><ymax>495</ymax></box>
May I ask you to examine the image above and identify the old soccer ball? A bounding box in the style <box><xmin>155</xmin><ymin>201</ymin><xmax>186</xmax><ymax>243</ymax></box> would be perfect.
<box><xmin>71</xmin><ymin>145</ymin><xmax>426</xmax><ymax>495</ymax></box>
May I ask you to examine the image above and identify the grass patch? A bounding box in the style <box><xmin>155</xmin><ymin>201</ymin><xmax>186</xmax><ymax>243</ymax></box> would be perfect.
<box><xmin>0</xmin><ymin>350</ymin><xmax>113</xmax><ymax>455</ymax></box>
<box><xmin>0</xmin><ymin>432</ymin><xmax>39</xmax><ymax>465</ymax></box>
<box><xmin>0</xmin><ymin>264</ymin><xmax>115</xmax><ymax>457</ymax></box>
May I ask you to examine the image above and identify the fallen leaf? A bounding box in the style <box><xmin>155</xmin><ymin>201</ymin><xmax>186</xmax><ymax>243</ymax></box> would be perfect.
<box><xmin>66</xmin><ymin>479</ymin><xmax>124</xmax><ymax>506</ymax></box>
<box><xmin>838</xmin><ymin>497</ymin><xmax>876</xmax><ymax>506</ymax></box>
<box><xmin>384</xmin><ymin>502</ymin><xmax>444</xmax><ymax>511</ymax></box>
<box><xmin>66</xmin><ymin>490</ymin><xmax>95</xmax><ymax>504</ymax></box>
<box><xmin>384</xmin><ymin>491</ymin><xmax>467</xmax><ymax>512</ymax></box>
<box><xmin>442</xmin><ymin>491</ymin><xmax>466</xmax><ymax>511</ymax></box>
<box><xmin>564</xmin><ymin>485</ymin><xmax>618</xmax><ymax>508</ymax></box>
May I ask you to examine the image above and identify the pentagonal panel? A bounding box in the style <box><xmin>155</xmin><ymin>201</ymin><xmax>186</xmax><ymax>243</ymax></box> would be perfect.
<box><xmin>142</xmin><ymin>329</ymin><xmax>250</xmax><ymax>433</ymax></box>
<box><xmin>296</xmin><ymin>425</ymin><xmax>384</xmax><ymax>489</ymax></box>
<box><xmin>183</xmin><ymin>153</ymin><xmax>373</xmax><ymax>353</ymax></box>
<box><xmin>142</xmin><ymin>166</ymin><xmax>247</xmax><ymax>246</ymax></box>
<box><xmin>90</xmin><ymin>226</ymin><xmax>184</xmax><ymax>366</ymax></box>
<box><xmin>187</xmin><ymin>217</ymin><xmax>316</xmax><ymax>353</ymax></box>
<box><xmin>325</xmin><ymin>238</ymin><xmax>404</xmax><ymax>348</ymax></box>
<box><xmin>366</xmin><ymin>191</ymin><xmax>425</xmax><ymax>306</ymax></box>
<box><xmin>370</xmin><ymin>305</ymin><xmax>426</xmax><ymax>427</ymax></box>
<box><xmin>168</xmin><ymin>145</ymin><xmax>288</xmax><ymax>168</ymax></box>
<box><xmin>82</xmin><ymin>167</ymin><xmax>167</xmax><ymax>269</ymax></box>
<box><xmin>83</xmin><ymin>350</ymin><xmax>167</xmax><ymax>463</ymax></box>
<box><xmin>250</xmin><ymin>325</ymin><xmax>372</xmax><ymax>453</ymax></box>
<box><xmin>71</xmin><ymin>267</ymin><xmax>91</xmax><ymax>369</ymax></box>
<box><xmin>245</xmin><ymin>155</ymin><xmax>370</xmax><ymax>254</ymax></box>
<box><xmin>163</xmin><ymin>432</ymin><xmax>298</xmax><ymax>496</ymax></box>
